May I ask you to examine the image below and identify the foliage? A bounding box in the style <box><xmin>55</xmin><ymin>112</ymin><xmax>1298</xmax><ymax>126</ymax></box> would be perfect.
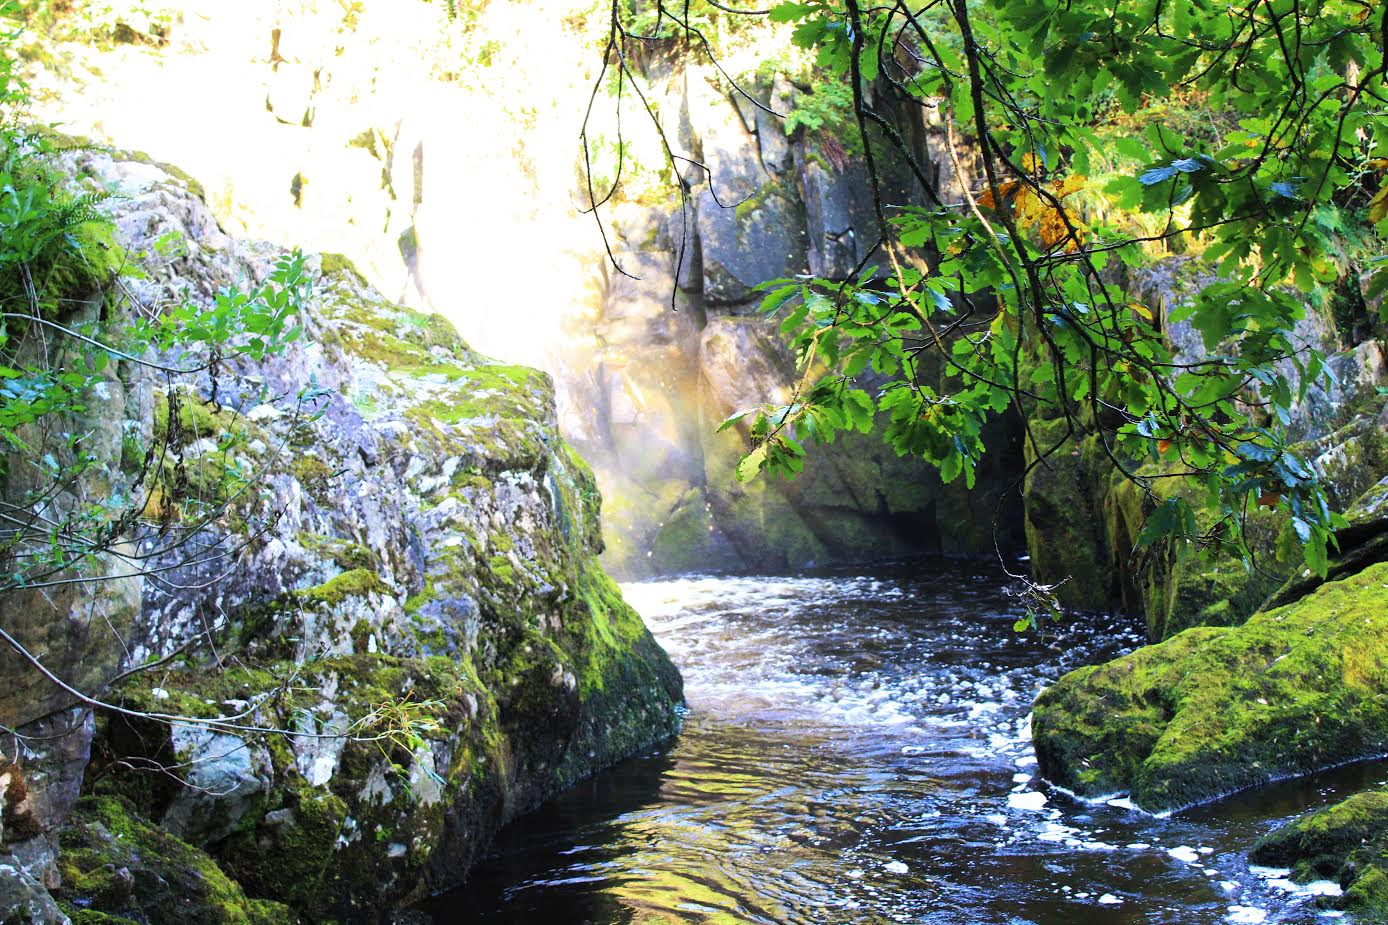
<box><xmin>781</xmin><ymin>75</ymin><xmax>855</xmax><ymax>145</ymax></box>
<box><xmin>588</xmin><ymin>0</ymin><xmax>1388</xmax><ymax>599</ymax></box>
<box><xmin>0</xmin><ymin>14</ymin><xmax>315</xmax><ymax>652</ymax></box>
<box><xmin>14</xmin><ymin>0</ymin><xmax>174</xmax><ymax>45</ymax></box>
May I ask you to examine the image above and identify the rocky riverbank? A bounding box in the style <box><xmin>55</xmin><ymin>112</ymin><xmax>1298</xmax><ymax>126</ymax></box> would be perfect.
<box><xmin>0</xmin><ymin>142</ymin><xmax>682</xmax><ymax>925</ymax></box>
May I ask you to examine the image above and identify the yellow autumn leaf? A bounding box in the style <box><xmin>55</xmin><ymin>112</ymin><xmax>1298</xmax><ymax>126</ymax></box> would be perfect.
<box><xmin>1052</xmin><ymin>175</ymin><xmax>1087</xmax><ymax>198</ymax></box>
<box><xmin>1039</xmin><ymin>211</ymin><xmax>1069</xmax><ymax>247</ymax></box>
<box><xmin>1021</xmin><ymin>152</ymin><xmax>1041</xmax><ymax>174</ymax></box>
<box><xmin>1129</xmin><ymin>302</ymin><xmax>1155</xmax><ymax>322</ymax></box>
<box><xmin>1013</xmin><ymin>186</ymin><xmax>1044</xmax><ymax>223</ymax></box>
<box><xmin>1370</xmin><ymin>182</ymin><xmax>1388</xmax><ymax>225</ymax></box>
<box><xmin>977</xmin><ymin>179</ymin><xmax>1020</xmax><ymax>210</ymax></box>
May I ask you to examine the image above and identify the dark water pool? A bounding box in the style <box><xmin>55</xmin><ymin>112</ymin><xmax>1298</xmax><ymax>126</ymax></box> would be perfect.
<box><xmin>427</xmin><ymin>561</ymin><xmax>1387</xmax><ymax>924</ymax></box>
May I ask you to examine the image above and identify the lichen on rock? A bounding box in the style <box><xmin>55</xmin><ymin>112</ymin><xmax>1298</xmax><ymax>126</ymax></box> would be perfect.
<box><xmin>0</xmin><ymin>143</ymin><xmax>683</xmax><ymax>923</ymax></box>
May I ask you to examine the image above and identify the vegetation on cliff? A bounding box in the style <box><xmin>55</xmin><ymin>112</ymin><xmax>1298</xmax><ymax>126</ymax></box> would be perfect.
<box><xmin>584</xmin><ymin>0</ymin><xmax>1387</xmax><ymax>622</ymax></box>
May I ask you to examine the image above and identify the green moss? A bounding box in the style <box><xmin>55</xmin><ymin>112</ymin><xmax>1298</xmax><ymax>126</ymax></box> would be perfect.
<box><xmin>486</xmin><ymin>554</ymin><xmax>515</xmax><ymax>586</ymax></box>
<box><xmin>295</xmin><ymin>568</ymin><xmax>386</xmax><ymax>607</ymax></box>
<box><xmin>317</xmin><ymin>252</ymin><xmax>367</xmax><ymax>287</ymax></box>
<box><xmin>1346</xmin><ymin>865</ymin><xmax>1388</xmax><ymax>921</ymax></box>
<box><xmin>545</xmin><ymin>558</ymin><xmax>683</xmax><ymax>788</ymax></box>
<box><xmin>152</xmin><ymin>390</ymin><xmax>248</xmax><ymax>445</ymax></box>
<box><xmin>345</xmin><ymin>326</ymin><xmax>432</xmax><ymax>369</ymax></box>
<box><xmin>290</xmin><ymin>454</ymin><xmax>335</xmax><ymax>490</ymax></box>
<box><xmin>1252</xmin><ymin>790</ymin><xmax>1388</xmax><ymax>876</ymax></box>
<box><xmin>1251</xmin><ymin>789</ymin><xmax>1388</xmax><ymax>921</ymax></box>
<box><xmin>1033</xmin><ymin>561</ymin><xmax>1388</xmax><ymax>813</ymax></box>
<box><xmin>296</xmin><ymin>532</ymin><xmax>377</xmax><ymax>572</ymax></box>
<box><xmin>398</xmin><ymin>308</ymin><xmax>468</xmax><ymax>353</ymax></box>
<box><xmin>61</xmin><ymin>907</ymin><xmax>144</xmax><ymax>925</ymax></box>
<box><xmin>54</xmin><ymin>796</ymin><xmax>295</xmax><ymax>925</ymax></box>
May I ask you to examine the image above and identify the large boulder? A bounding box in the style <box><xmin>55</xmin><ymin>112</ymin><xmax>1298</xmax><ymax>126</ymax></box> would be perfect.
<box><xmin>1032</xmin><ymin>561</ymin><xmax>1388</xmax><ymax>814</ymax></box>
<box><xmin>1250</xmin><ymin>789</ymin><xmax>1388</xmax><ymax>921</ymax></box>
<box><xmin>0</xmin><ymin>144</ymin><xmax>682</xmax><ymax>922</ymax></box>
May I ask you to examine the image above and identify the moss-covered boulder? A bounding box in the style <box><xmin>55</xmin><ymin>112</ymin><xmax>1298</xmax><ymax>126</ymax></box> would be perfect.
<box><xmin>1033</xmin><ymin>561</ymin><xmax>1388</xmax><ymax>813</ymax></box>
<box><xmin>0</xmin><ymin>145</ymin><xmax>684</xmax><ymax>923</ymax></box>
<box><xmin>1249</xmin><ymin>789</ymin><xmax>1388</xmax><ymax>921</ymax></box>
<box><xmin>54</xmin><ymin>796</ymin><xmax>294</xmax><ymax>925</ymax></box>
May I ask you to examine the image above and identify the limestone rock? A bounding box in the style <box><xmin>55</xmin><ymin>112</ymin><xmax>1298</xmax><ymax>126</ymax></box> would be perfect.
<box><xmin>0</xmin><ymin>144</ymin><xmax>682</xmax><ymax>922</ymax></box>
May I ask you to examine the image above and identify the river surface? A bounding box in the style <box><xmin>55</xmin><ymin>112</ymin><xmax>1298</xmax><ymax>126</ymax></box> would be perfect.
<box><xmin>430</xmin><ymin>560</ymin><xmax>1388</xmax><ymax>924</ymax></box>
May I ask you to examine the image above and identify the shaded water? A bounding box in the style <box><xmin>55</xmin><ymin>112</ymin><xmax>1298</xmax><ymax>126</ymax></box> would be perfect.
<box><xmin>431</xmin><ymin>561</ymin><xmax>1388</xmax><ymax>924</ymax></box>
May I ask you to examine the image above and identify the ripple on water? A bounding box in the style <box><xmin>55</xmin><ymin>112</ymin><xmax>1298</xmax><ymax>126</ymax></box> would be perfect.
<box><xmin>427</xmin><ymin>561</ymin><xmax>1388</xmax><ymax>925</ymax></box>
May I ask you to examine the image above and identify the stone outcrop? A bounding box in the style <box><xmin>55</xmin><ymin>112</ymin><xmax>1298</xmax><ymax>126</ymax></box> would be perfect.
<box><xmin>24</xmin><ymin>3</ymin><xmax>1023</xmax><ymax>579</ymax></box>
<box><xmin>0</xmin><ymin>143</ymin><xmax>682</xmax><ymax>923</ymax></box>
<box><xmin>1250</xmin><ymin>788</ymin><xmax>1388</xmax><ymax>921</ymax></box>
<box><xmin>1023</xmin><ymin>256</ymin><xmax>1388</xmax><ymax>637</ymax></box>
<box><xmin>565</xmin><ymin>59</ymin><xmax>1028</xmax><ymax>575</ymax></box>
<box><xmin>1032</xmin><ymin>561</ymin><xmax>1388</xmax><ymax>814</ymax></box>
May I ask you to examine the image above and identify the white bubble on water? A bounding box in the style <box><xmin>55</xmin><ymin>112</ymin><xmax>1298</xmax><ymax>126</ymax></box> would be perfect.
<box><xmin>1007</xmin><ymin>791</ymin><xmax>1048</xmax><ymax>811</ymax></box>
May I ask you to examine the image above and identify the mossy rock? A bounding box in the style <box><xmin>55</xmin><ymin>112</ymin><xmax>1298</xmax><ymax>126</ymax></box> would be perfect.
<box><xmin>1250</xmin><ymin>789</ymin><xmax>1388</xmax><ymax>921</ymax></box>
<box><xmin>1022</xmin><ymin>416</ymin><xmax>1138</xmax><ymax>611</ymax></box>
<box><xmin>1269</xmin><ymin>473</ymin><xmax>1388</xmax><ymax>610</ymax></box>
<box><xmin>1033</xmin><ymin>561</ymin><xmax>1388</xmax><ymax>813</ymax></box>
<box><xmin>54</xmin><ymin>796</ymin><xmax>295</xmax><ymax>925</ymax></box>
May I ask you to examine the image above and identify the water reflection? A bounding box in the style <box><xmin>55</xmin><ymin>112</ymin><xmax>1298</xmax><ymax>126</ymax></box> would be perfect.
<box><xmin>426</xmin><ymin>561</ymin><xmax>1388</xmax><ymax>924</ymax></box>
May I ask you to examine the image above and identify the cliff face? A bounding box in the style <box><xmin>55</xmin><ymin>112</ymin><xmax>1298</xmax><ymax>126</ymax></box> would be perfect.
<box><xmin>0</xmin><ymin>143</ymin><xmax>682</xmax><ymax>924</ymax></box>
<box><xmin>564</xmin><ymin>57</ymin><xmax>1027</xmax><ymax>575</ymax></box>
<box><xmin>23</xmin><ymin>0</ymin><xmax>1027</xmax><ymax>578</ymax></box>
<box><xmin>1021</xmin><ymin>255</ymin><xmax>1388</xmax><ymax>639</ymax></box>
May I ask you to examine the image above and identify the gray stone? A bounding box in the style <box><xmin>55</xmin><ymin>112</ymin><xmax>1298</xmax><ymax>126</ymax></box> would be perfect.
<box><xmin>0</xmin><ymin>144</ymin><xmax>683</xmax><ymax>920</ymax></box>
<box><xmin>0</xmin><ymin>862</ymin><xmax>68</xmax><ymax>925</ymax></box>
<box><xmin>696</xmin><ymin>181</ymin><xmax>807</xmax><ymax>304</ymax></box>
<box><xmin>161</xmin><ymin>729</ymin><xmax>273</xmax><ymax>845</ymax></box>
<box><xmin>755</xmin><ymin>77</ymin><xmax>795</xmax><ymax>176</ymax></box>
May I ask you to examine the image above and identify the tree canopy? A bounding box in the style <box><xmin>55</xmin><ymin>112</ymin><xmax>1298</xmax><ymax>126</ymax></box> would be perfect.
<box><xmin>584</xmin><ymin>0</ymin><xmax>1388</xmax><ymax>609</ymax></box>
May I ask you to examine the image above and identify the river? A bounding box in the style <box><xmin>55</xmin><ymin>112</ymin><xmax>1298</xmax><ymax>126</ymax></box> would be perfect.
<box><xmin>428</xmin><ymin>560</ymin><xmax>1387</xmax><ymax>924</ymax></box>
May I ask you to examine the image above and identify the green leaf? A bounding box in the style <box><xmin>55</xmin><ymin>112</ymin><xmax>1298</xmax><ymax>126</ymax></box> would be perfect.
<box><xmin>735</xmin><ymin>444</ymin><xmax>768</xmax><ymax>481</ymax></box>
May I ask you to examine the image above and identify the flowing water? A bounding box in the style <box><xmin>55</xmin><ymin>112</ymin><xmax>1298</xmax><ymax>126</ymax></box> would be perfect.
<box><xmin>428</xmin><ymin>560</ymin><xmax>1388</xmax><ymax>924</ymax></box>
